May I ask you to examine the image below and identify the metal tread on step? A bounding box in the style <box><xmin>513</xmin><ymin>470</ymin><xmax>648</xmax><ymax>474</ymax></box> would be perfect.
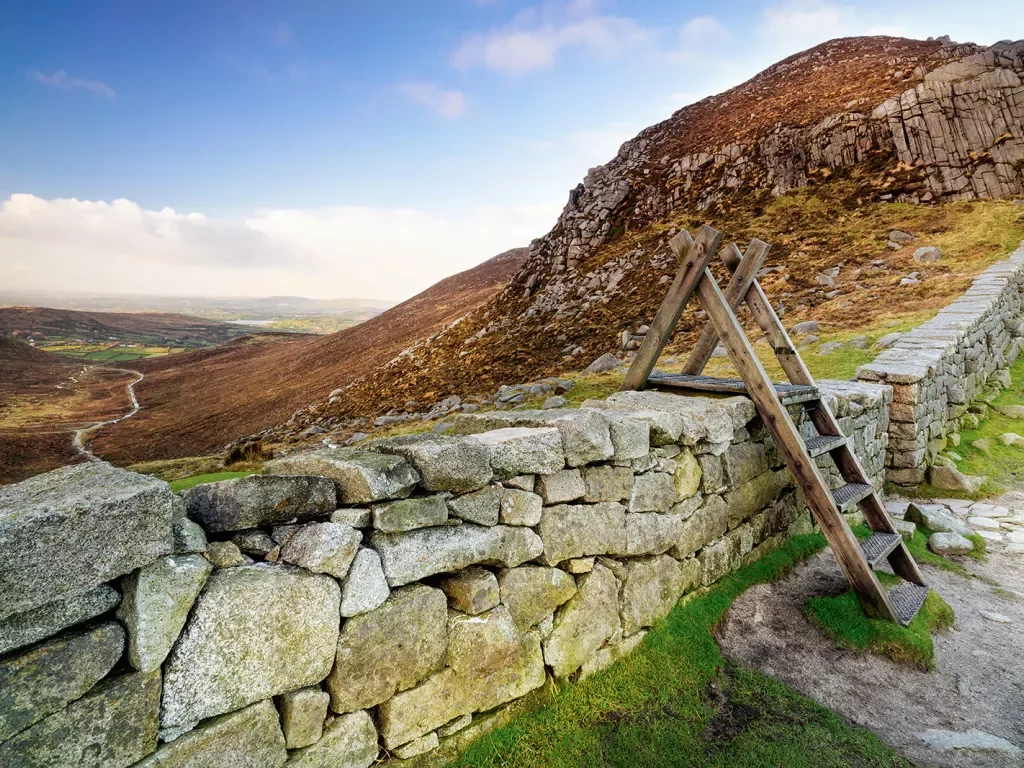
<box><xmin>804</xmin><ymin>434</ymin><xmax>846</xmax><ymax>458</ymax></box>
<box><xmin>646</xmin><ymin>374</ymin><xmax>819</xmax><ymax>405</ymax></box>
<box><xmin>859</xmin><ymin>531</ymin><xmax>903</xmax><ymax>568</ymax></box>
<box><xmin>832</xmin><ymin>482</ymin><xmax>874</xmax><ymax>512</ymax></box>
<box><xmin>889</xmin><ymin>582</ymin><xmax>930</xmax><ymax>626</ymax></box>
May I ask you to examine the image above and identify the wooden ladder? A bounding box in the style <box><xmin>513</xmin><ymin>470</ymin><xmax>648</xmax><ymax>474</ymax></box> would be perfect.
<box><xmin>621</xmin><ymin>224</ymin><xmax>930</xmax><ymax>625</ymax></box>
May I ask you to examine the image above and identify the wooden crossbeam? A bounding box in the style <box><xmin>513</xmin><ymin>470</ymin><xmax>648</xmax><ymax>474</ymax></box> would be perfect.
<box><xmin>619</xmin><ymin>225</ymin><xmax>722</xmax><ymax>391</ymax></box>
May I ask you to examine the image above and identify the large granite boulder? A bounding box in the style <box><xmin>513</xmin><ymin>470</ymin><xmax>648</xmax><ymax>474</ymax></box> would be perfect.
<box><xmin>536</xmin><ymin>502</ymin><xmax>627</xmax><ymax>565</ymax></box>
<box><xmin>376</xmin><ymin>630</ymin><xmax>545</xmax><ymax>749</ymax></box>
<box><xmin>117</xmin><ymin>554</ymin><xmax>212</xmax><ymax>673</ymax></box>
<box><xmin>371</xmin><ymin>524</ymin><xmax>543</xmax><ymax>586</ymax></box>
<box><xmin>160</xmin><ymin>564</ymin><xmax>340</xmax><ymax>738</ymax></box>
<box><xmin>265</xmin><ymin>448</ymin><xmax>419</xmax><ymax>504</ymax></box>
<box><xmin>182</xmin><ymin>475</ymin><xmax>336</xmax><ymax>533</ymax></box>
<box><xmin>542</xmin><ymin>563</ymin><xmax>621</xmax><ymax>678</ymax></box>
<box><xmin>367</xmin><ymin>435</ymin><xmax>493</xmax><ymax>493</ymax></box>
<box><xmin>0</xmin><ymin>585</ymin><xmax>120</xmax><ymax>656</ymax></box>
<box><xmin>133</xmin><ymin>699</ymin><xmax>286</xmax><ymax>768</ymax></box>
<box><xmin>371</xmin><ymin>496</ymin><xmax>448</xmax><ymax>533</ymax></box>
<box><xmin>285</xmin><ymin>711</ymin><xmax>378</xmax><ymax>768</ymax></box>
<box><xmin>0</xmin><ymin>462</ymin><xmax>174</xmax><ymax>621</ymax></box>
<box><xmin>0</xmin><ymin>621</ymin><xmax>124</xmax><ymax>742</ymax></box>
<box><xmin>498</xmin><ymin>565</ymin><xmax>577</xmax><ymax>630</ymax></box>
<box><xmin>325</xmin><ymin>585</ymin><xmax>448</xmax><ymax>713</ymax></box>
<box><xmin>618</xmin><ymin>555</ymin><xmax>688</xmax><ymax>635</ymax></box>
<box><xmin>0</xmin><ymin>670</ymin><xmax>160</xmax><ymax>768</ymax></box>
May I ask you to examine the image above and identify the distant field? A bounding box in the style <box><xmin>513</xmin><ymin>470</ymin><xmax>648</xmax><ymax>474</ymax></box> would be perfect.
<box><xmin>44</xmin><ymin>343</ymin><xmax>178</xmax><ymax>361</ymax></box>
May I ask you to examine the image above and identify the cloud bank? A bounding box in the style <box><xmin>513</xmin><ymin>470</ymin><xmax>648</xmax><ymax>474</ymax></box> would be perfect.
<box><xmin>0</xmin><ymin>194</ymin><xmax>557</xmax><ymax>301</ymax></box>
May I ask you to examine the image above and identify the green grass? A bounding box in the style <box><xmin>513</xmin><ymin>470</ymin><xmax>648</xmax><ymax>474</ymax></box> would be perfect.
<box><xmin>449</xmin><ymin>532</ymin><xmax>910</xmax><ymax>768</ymax></box>
<box><xmin>805</xmin><ymin>576</ymin><xmax>954</xmax><ymax>671</ymax></box>
<box><xmin>168</xmin><ymin>470</ymin><xmax>255</xmax><ymax>492</ymax></box>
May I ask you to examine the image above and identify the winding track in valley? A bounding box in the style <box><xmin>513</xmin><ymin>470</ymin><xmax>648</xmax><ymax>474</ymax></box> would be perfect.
<box><xmin>73</xmin><ymin>367</ymin><xmax>145</xmax><ymax>460</ymax></box>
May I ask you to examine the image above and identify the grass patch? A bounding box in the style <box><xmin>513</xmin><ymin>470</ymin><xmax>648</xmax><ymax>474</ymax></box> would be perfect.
<box><xmin>168</xmin><ymin>470</ymin><xmax>255</xmax><ymax>492</ymax></box>
<box><xmin>953</xmin><ymin>355</ymin><xmax>1024</xmax><ymax>490</ymax></box>
<box><xmin>449</xmin><ymin>532</ymin><xmax>910</xmax><ymax>768</ymax></box>
<box><xmin>805</xmin><ymin>576</ymin><xmax>954</xmax><ymax>671</ymax></box>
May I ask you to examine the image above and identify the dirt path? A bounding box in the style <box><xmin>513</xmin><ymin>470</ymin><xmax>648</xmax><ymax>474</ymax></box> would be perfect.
<box><xmin>73</xmin><ymin>367</ymin><xmax>144</xmax><ymax>460</ymax></box>
<box><xmin>716</xmin><ymin>499</ymin><xmax>1024</xmax><ymax>768</ymax></box>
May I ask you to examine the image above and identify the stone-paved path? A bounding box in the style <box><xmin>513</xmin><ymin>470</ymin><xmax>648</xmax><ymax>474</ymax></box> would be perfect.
<box><xmin>716</xmin><ymin>495</ymin><xmax>1024</xmax><ymax>768</ymax></box>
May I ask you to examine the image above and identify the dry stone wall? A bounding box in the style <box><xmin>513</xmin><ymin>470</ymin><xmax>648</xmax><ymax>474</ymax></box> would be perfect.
<box><xmin>858</xmin><ymin>240</ymin><xmax>1024</xmax><ymax>485</ymax></box>
<box><xmin>0</xmin><ymin>385</ymin><xmax>890</xmax><ymax>767</ymax></box>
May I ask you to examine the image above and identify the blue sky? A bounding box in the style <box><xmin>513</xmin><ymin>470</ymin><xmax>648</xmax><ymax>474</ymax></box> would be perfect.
<box><xmin>1</xmin><ymin>0</ymin><xmax>1021</xmax><ymax>300</ymax></box>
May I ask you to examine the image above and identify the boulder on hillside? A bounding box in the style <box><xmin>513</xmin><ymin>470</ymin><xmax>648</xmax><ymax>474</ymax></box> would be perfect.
<box><xmin>790</xmin><ymin>321</ymin><xmax>819</xmax><ymax>334</ymax></box>
<box><xmin>913</xmin><ymin>246</ymin><xmax>942</xmax><ymax>262</ymax></box>
<box><xmin>928</xmin><ymin>531</ymin><xmax>974</xmax><ymax>555</ymax></box>
<box><xmin>0</xmin><ymin>463</ymin><xmax>174</xmax><ymax>621</ymax></box>
<box><xmin>583</xmin><ymin>353</ymin><xmax>620</xmax><ymax>374</ymax></box>
<box><xmin>927</xmin><ymin>465</ymin><xmax>985</xmax><ymax>493</ymax></box>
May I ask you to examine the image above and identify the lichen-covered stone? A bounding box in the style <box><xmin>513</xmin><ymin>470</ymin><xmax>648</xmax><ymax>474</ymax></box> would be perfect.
<box><xmin>161</xmin><ymin>564</ymin><xmax>341</xmax><ymax>737</ymax></box>
<box><xmin>371</xmin><ymin>524</ymin><xmax>543</xmax><ymax>586</ymax></box>
<box><xmin>371</xmin><ymin>496</ymin><xmax>448</xmax><ymax>532</ymax></box>
<box><xmin>928</xmin><ymin>531</ymin><xmax>975</xmax><ymax>555</ymax></box>
<box><xmin>278</xmin><ymin>686</ymin><xmax>330</xmax><ymax>749</ymax></box>
<box><xmin>0</xmin><ymin>621</ymin><xmax>124</xmax><ymax>742</ymax></box>
<box><xmin>498</xmin><ymin>487</ymin><xmax>543</xmax><ymax>525</ymax></box>
<box><xmin>231</xmin><ymin>530</ymin><xmax>275</xmax><ymax>557</ymax></box>
<box><xmin>582</xmin><ymin>465</ymin><xmax>634</xmax><ymax>502</ymax></box>
<box><xmin>265</xmin><ymin>448</ymin><xmax>420</xmax><ymax>504</ymax></box>
<box><xmin>904</xmin><ymin>502</ymin><xmax>973</xmax><ymax>535</ymax></box>
<box><xmin>376</xmin><ymin>631</ymin><xmax>545</xmax><ymax>749</ymax></box>
<box><xmin>134</xmin><ymin>699</ymin><xmax>286</xmax><ymax>768</ymax></box>
<box><xmin>464</xmin><ymin>427</ymin><xmax>565</xmax><ymax>479</ymax></box>
<box><xmin>498</xmin><ymin>565</ymin><xmax>577</xmax><ymax>630</ymax></box>
<box><xmin>542</xmin><ymin>563</ymin><xmax>621</xmax><ymax>678</ymax></box>
<box><xmin>724</xmin><ymin>471</ymin><xmax>790</xmax><ymax>529</ymax></box>
<box><xmin>0</xmin><ymin>670</ymin><xmax>160</xmax><ymax>768</ymax></box>
<box><xmin>927</xmin><ymin>465</ymin><xmax>986</xmax><ymax>493</ymax></box>
<box><xmin>340</xmin><ymin>548</ymin><xmax>390</xmax><ymax>617</ymax></box>
<box><xmin>0</xmin><ymin>462</ymin><xmax>174</xmax><ymax>621</ymax></box>
<box><xmin>721</xmin><ymin>442</ymin><xmax>769</xmax><ymax>490</ymax></box>
<box><xmin>206</xmin><ymin>540</ymin><xmax>249</xmax><ymax>568</ymax></box>
<box><xmin>117</xmin><ymin>554</ymin><xmax>212</xmax><ymax>673</ymax></box>
<box><xmin>393</xmin><ymin>732</ymin><xmax>439</xmax><ymax>759</ymax></box>
<box><xmin>600</xmin><ymin>412</ymin><xmax>651</xmax><ymax>460</ymax></box>
<box><xmin>331</xmin><ymin>508</ymin><xmax>372</xmax><ymax>527</ymax></box>
<box><xmin>368</xmin><ymin>434</ymin><xmax>493</xmax><ymax>493</ymax></box>
<box><xmin>618</xmin><ymin>555</ymin><xmax>687</xmax><ymax>635</ymax></box>
<box><xmin>673</xmin><ymin>450</ymin><xmax>702</xmax><ymax>500</ymax></box>
<box><xmin>173</xmin><ymin>517</ymin><xmax>208</xmax><ymax>554</ymax></box>
<box><xmin>183</xmin><ymin>475</ymin><xmax>336</xmax><ymax>533</ymax></box>
<box><xmin>454</xmin><ymin>411</ymin><xmax>613</xmax><ymax>467</ymax></box>
<box><xmin>280</xmin><ymin>522</ymin><xmax>361</xmax><ymax>579</ymax></box>
<box><xmin>286</xmin><ymin>711</ymin><xmax>378</xmax><ymax>768</ymax></box>
<box><xmin>535</xmin><ymin>469</ymin><xmax>585</xmax><ymax>504</ymax></box>
<box><xmin>0</xmin><ymin>585</ymin><xmax>120</xmax><ymax>657</ymax></box>
<box><xmin>629</xmin><ymin>472</ymin><xmax>676</xmax><ymax>512</ymax></box>
<box><xmin>447</xmin><ymin>605</ymin><xmax>522</xmax><ymax>676</ymax></box>
<box><xmin>537</xmin><ymin>502</ymin><xmax>627</xmax><ymax>565</ymax></box>
<box><xmin>439</xmin><ymin>567</ymin><xmax>500</xmax><ymax>615</ymax></box>
<box><xmin>447</xmin><ymin>486</ymin><xmax>499</xmax><ymax>526</ymax></box>
<box><xmin>326</xmin><ymin>584</ymin><xmax>448</xmax><ymax>713</ymax></box>
<box><xmin>623</xmin><ymin>512</ymin><xmax>684</xmax><ymax>556</ymax></box>
<box><xmin>670</xmin><ymin>495</ymin><xmax>728</xmax><ymax>559</ymax></box>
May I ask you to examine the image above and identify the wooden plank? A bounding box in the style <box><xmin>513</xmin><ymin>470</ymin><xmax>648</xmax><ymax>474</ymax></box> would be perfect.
<box><xmin>619</xmin><ymin>225</ymin><xmax>722</xmax><ymax>391</ymax></box>
<box><xmin>692</xmin><ymin>263</ymin><xmax>899</xmax><ymax>622</ymax></box>
<box><xmin>681</xmin><ymin>240</ymin><xmax>771</xmax><ymax>376</ymax></box>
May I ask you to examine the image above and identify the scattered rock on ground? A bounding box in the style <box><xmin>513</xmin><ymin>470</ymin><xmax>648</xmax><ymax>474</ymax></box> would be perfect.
<box><xmin>928</xmin><ymin>532</ymin><xmax>974</xmax><ymax>555</ymax></box>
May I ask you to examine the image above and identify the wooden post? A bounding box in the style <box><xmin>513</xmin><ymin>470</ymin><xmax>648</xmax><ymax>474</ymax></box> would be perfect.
<box><xmin>619</xmin><ymin>225</ymin><xmax>722</xmax><ymax>391</ymax></box>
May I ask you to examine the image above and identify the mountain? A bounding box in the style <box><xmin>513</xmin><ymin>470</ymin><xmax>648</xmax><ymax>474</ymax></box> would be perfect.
<box><xmin>0</xmin><ymin>306</ymin><xmax>257</xmax><ymax>346</ymax></box>
<box><xmin>88</xmin><ymin>247</ymin><xmax>529</xmax><ymax>464</ymax></box>
<box><xmin>270</xmin><ymin>36</ymin><xmax>1024</xmax><ymax>435</ymax></box>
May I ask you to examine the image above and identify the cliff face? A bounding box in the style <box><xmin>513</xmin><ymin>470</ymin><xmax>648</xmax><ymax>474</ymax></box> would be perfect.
<box><xmin>269</xmin><ymin>36</ymin><xmax>1024</xmax><ymax>442</ymax></box>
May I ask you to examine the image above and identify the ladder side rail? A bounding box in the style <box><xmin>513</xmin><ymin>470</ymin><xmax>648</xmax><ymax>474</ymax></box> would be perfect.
<box><xmin>691</xmin><ymin>262</ymin><xmax>900</xmax><ymax>622</ymax></box>
<box><xmin>620</xmin><ymin>226</ymin><xmax>722</xmax><ymax>391</ymax></box>
<box><xmin>680</xmin><ymin>240</ymin><xmax>770</xmax><ymax>376</ymax></box>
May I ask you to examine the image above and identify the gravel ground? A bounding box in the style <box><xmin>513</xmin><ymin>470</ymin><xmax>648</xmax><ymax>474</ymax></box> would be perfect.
<box><xmin>716</xmin><ymin>496</ymin><xmax>1024</xmax><ymax>768</ymax></box>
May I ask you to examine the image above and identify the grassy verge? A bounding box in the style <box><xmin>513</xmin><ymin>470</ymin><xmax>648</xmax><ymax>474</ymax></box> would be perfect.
<box><xmin>805</xmin><ymin>573</ymin><xmax>954</xmax><ymax>671</ymax></box>
<box><xmin>953</xmin><ymin>355</ymin><xmax>1024</xmax><ymax>491</ymax></box>
<box><xmin>168</xmin><ymin>470</ymin><xmax>255</xmax><ymax>493</ymax></box>
<box><xmin>450</xmin><ymin>533</ymin><xmax>910</xmax><ymax>768</ymax></box>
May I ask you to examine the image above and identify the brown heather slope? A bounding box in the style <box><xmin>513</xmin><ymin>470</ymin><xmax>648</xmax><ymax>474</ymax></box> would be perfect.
<box><xmin>0</xmin><ymin>306</ymin><xmax>252</xmax><ymax>345</ymax></box>
<box><xmin>88</xmin><ymin>247</ymin><xmax>528</xmax><ymax>464</ymax></box>
<box><xmin>276</xmin><ymin>35</ymin><xmax>1023</xmax><ymax>435</ymax></box>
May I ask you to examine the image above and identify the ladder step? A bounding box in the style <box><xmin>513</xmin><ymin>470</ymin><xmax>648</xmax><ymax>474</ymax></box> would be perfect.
<box><xmin>888</xmin><ymin>582</ymin><xmax>930</xmax><ymax>626</ymax></box>
<box><xmin>647</xmin><ymin>374</ymin><xmax>819</xmax><ymax>404</ymax></box>
<box><xmin>804</xmin><ymin>434</ymin><xmax>846</xmax><ymax>457</ymax></box>
<box><xmin>831</xmin><ymin>482</ymin><xmax>874</xmax><ymax>512</ymax></box>
<box><xmin>859</xmin><ymin>531</ymin><xmax>903</xmax><ymax>568</ymax></box>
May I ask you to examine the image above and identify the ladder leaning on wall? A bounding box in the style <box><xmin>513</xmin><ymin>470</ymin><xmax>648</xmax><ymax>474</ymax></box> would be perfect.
<box><xmin>620</xmin><ymin>224</ymin><xmax>931</xmax><ymax>625</ymax></box>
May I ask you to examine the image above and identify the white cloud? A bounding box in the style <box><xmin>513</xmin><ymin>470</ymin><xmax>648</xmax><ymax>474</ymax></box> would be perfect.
<box><xmin>758</xmin><ymin>0</ymin><xmax>856</xmax><ymax>53</ymax></box>
<box><xmin>679</xmin><ymin>16</ymin><xmax>731</xmax><ymax>50</ymax></box>
<box><xmin>451</xmin><ymin>2</ymin><xmax>650</xmax><ymax>75</ymax></box>
<box><xmin>32</xmin><ymin>70</ymin><xmax>115</xmax><ymax>99</ymax></box>
<box><xmin>0</xmin><ymin>194</ymin><xmax>557</xmax><ymax>301</ymax></box>
<box><xmin>399</xmin><ymin>82</ymin><xmax>467</xmax><ymax>118</ymax></box>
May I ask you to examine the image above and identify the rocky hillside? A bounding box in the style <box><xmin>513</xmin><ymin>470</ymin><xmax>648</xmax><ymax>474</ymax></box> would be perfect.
<box><xmin>264</xmin><ymin>36</ymin><xmax>1023</xmax><ymax>446</ymax></box>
